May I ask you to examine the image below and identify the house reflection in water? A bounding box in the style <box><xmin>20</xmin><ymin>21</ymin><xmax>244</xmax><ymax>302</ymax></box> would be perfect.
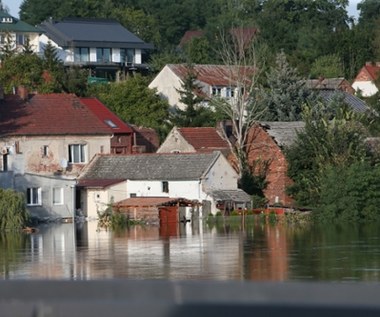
<box><xmin>245</xmin><ymin>224</ymin><xmax>289</xmax><ymax>281</ymax></box>
<box><xmin>5</xmin><ymin>220</ymin><xmax>291</xmax><ymax>281</ymax></box>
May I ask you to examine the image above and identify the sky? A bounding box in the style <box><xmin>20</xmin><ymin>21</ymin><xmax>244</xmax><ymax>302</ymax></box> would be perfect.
<box><xmin>3</xmin><ymin>0</ymin><xmax>363</xmax><ymax>21</ymax></box>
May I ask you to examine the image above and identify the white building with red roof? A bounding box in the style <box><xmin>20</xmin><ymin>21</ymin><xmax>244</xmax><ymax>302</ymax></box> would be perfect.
<box><xmin>352</xmin><ymin>62</ymin><xmax>380</xmax><ymax>97</ymax></box>
<box><xmin>0</xmin><ymin>92</ymin><xmax>125</xmax><ymax>220</ymax></box>
<box><xmin>149</xmin><ymin>64</ymin><xmax>255</xmax><ymax>110</ymax></box>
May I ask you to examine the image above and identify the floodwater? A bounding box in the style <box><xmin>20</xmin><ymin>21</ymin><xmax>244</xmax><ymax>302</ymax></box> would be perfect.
<box><xmin>1</xmin><ymin>217</ymin><xmax>380</xmax><ymax>281</ymax></box>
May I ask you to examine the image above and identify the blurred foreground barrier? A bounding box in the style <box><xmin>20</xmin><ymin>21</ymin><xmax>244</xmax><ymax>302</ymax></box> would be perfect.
<box><xmin>1</xmin><ymin>280</ymin><xmax>380</xmax><ymax>317</ymax></box>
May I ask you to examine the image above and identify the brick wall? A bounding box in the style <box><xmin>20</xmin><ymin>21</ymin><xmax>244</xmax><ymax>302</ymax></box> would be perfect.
<box><xmin>246</xmin><ymin>125</ymin><xmax>294</xmax><ymax>207</ymax></box>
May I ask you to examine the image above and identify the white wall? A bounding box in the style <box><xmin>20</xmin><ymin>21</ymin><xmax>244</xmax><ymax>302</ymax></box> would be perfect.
<box><xmin>156</xmin><ymin>127</ymin><xmax>195</xmax><ymax>153</ymax></box>
<box><xmin>127</xmin><ymin>179</ymin><xmax>206</xmax><ymax>201</ymax></box>
<box><xmin>352</xmin><ymin>81</ymin><xmax>379</xmax><ymax>97</ymax></box>
<box><xmin>149</xmin><ymin>66</ymin><xmax>185</xmax><ymax>109</ymax></box>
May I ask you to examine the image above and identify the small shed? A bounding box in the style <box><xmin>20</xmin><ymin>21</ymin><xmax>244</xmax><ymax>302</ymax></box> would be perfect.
<box><xmin>211</xmin><ymin>189</ymin><xmax>252</xmax><ymax>215</ymax></box>
<box><xmin>113</xmin><ymin>197</ymin><xmax>196</xmax><ymax>224</ymax></box>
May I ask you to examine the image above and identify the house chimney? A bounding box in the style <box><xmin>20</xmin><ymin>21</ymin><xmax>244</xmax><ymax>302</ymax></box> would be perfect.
<box><xmin>366</xmin><ymin>61</ymin><xmax>373</xmax><ymax>66</ymax></box>
<box><xmin>376</xmin><ymin>62</ymin><xmax>380</xmax><ymax>67</ymax></box>
<box><xmin>17</xmin><ymin>86</ymin><xmax>29</xmax><ymax>100</ymax></box>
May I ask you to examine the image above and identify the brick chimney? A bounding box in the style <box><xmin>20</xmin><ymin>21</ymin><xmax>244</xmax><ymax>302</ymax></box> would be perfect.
<box><xmin>17</xmin><ymin>86</ymin><xmax>29</xmax><ymax>100</ymax></box>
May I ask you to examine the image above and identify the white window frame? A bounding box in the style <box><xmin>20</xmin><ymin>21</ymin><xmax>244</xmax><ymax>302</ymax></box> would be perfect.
<box><xmin>27</xmin><ymin>187</ymin><xmax>42</xmax><ymax>206</ymax></box>
<box><xmin>52</xmin><ymin>187</ymin><xmax>64</xmax><ymax>205</ymax></box>
<box><xmin>68</xmin><ymin>144</ymin><xmax>87</xmax><ymax>164</ymax></box>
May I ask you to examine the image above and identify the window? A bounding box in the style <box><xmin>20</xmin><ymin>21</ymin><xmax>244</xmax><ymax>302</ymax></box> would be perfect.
<box><xmin>226</xmin><ymin>87</ymin><xmax>234</xmax><ymax>98</ymax></box>
<box><xmin>42</xmin><ymin>145</ymin><xmax>49</xmax><ymax>157</ymax></box>
<box><xmin>68</xmin><ymin>144</ymin><xmax>86</xmax><ymax>163</ymax></box>
<box><xmin>96</xmin><ymin>48</ymin><xmax>112</xmax><ymax>63</ymax></box>
<box><xmin>212</xmin><ymin>87</ymin><xmax>222</xmax><ymax>96</ymax></box>
<box><xmin>120</xmin><ymin>48</ymin><xmax>135</xmax><ymax>64</ymax></box>
<box><xmin>16</xmin><ymin>34</ymin><xmax>26</xmax><ymax>46</ymax></box>
<box><xmin>53</xmin><ymin>188</ymin><xmax>63</xmax><ymax>205</ymax></box>
<box><xmin>162</xmin><ymin>181</ymin><xmax>169</xmax><ymax>193</ymax></box>
<box><xmin>27</xmin><ymin>188</ymin><xmax>41</xmax><ymax>206</ymax></box>
<box><xmin>74</xmin><ymin>47</ymin><xmax>89</xmax><ymax>62</ymax></box>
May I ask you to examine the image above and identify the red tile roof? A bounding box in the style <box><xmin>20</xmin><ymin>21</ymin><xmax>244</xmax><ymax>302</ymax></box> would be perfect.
<box><xmin>178</xmin><ymin>127</ymin><xmax>230</xmax><ymax>152</ymax></box>
<box><xmin>0</xmin><ymin>94</ymin><xmax>112</xmax><ymax>136</ymax></box>
<box><xmin>364</xmin><ymin>64</ymin><xmax>380</xmax><ymax>81</ymax></box>
<box><xmin>80</xmin><ymin>97</ymin><xmax>133</xmax><ymax>133</ymax></box>
<box><xmin>168</xmin><ymin>64</ymin><xmax>255</xmax><ymax>87</ymax></box>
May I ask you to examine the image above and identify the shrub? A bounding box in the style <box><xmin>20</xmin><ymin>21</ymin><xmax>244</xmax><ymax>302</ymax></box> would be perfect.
<box><xmin>0</xmin><ymin>189</ymin><xmax>30</xmax><ymax>230</ymax></box>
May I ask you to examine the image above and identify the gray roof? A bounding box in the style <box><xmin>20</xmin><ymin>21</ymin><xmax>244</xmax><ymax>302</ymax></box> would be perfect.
<box><xmin>305</xmin><ymin>78</ymin><xmax>347</xmax><ymax>90</ymax></box>
<box><xmin>80</xmin><ymin>152</ymin><xmax>221</xmax><ymax>181</ymax></box>
<box><xmin>210</xmin><ymin>189</ymin><xmax>252</xmax><ymax>203</ymax></box>
<box><xmin>318</xmin><ymin>90</ymin><xmax>370</xmax><ymax>113</ymax></box>
<box><xmin>39</xmin><ymin>18</ymin><xmax>153</xmax><ymax>49</ymax></box>
<box><xmin>259</xmin><ymin>122</ymin><xmax>305</xmax><ymax>147</ymax></box>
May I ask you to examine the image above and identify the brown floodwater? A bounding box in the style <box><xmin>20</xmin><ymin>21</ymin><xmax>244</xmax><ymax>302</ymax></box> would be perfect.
<box><xmin>1</xmin><ymin>217</ymin><xmax>380</xmax><ymax>281</ymax></box>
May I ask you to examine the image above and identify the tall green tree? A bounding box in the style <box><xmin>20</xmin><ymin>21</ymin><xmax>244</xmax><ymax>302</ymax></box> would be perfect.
<box><xmin>260</xmin><ymin>51</ymin><xmax>314</xmax><ymax>121</ymax></box>
<box><xmin>88</xmin><ymin>74</ymin><xmax>171</xmax><ymax>138</ymax></box>
<box><xmin>286</xmin><ymin>103</ymin><xmax>369</xmax><ymax>207</ymax></box>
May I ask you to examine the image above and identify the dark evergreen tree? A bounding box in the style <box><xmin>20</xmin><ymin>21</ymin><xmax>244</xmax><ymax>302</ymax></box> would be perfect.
<box><xmin>171</xmin><ymin>64</ymin><xmax>217</xmax><ymax>127</ymax></box>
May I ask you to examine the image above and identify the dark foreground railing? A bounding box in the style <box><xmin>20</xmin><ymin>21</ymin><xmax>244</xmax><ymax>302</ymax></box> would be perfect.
<box><xmin>1</xmin><ymin>280</ymin><xmax>380</xmax><ymax>317</ymax></box>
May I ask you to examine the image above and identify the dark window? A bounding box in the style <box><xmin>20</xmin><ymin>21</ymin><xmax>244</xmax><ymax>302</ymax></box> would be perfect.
<box><xmin>74</xmin><ymin>47</ymin><xmax>89</xmax><ymax>62</ymax></box>
<box><xmin>162</xmin><ymin>181</ymin><xmax>169</xmax><ymax>193</ymax></box>
<box><xmin>97</xmin><ymin>48</ymin><xmax>112</xmax><ymax>63</ymax></box>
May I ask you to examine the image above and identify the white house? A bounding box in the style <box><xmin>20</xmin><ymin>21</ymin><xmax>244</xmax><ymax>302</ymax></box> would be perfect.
<box><xmin>352</xmin><ymin>62</ymin><xmax>380</xmax><ymax>97</ymax></box>
<box><xmin>78</xmin><ymin>152</ymin><xmax>251</xmax><ymax>218</ymax></box>
<box><xmin>149</xmin><ymin>64</ymin><xmax>255</xmax><ymax>110</ymax></box>
<box><xmin>0</xmin><ymin>10</ymin><xmax>41</xmax><ymax>54</ymax></box>
<box><xmin>0</xmin><ymin>92</ymin><xmax>114</xmax><ymax>220</ymax></box>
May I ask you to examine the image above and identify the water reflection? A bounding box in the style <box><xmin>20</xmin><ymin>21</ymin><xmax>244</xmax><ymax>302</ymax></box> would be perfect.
<box><xmin>1</xmin><ymin>218</ymin><xmax>380</xmax><ymax>281</ymax></box>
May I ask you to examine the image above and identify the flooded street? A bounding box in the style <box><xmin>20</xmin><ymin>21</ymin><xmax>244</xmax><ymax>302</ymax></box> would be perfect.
<box><xmin>1</xmin><ymin>217</ymin><xmax>380</xmax><ymax>281</ymax></box>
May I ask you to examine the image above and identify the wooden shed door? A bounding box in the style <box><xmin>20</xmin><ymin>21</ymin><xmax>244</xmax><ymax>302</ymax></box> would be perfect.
<box><xmin>159</xmin><ymin>206</ymin><xmax>178</xmax><ymax>224</ymax></box>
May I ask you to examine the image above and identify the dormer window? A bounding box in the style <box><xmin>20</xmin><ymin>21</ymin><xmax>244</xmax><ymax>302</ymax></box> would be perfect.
<box><xmin>1</xmin><ymin>17</ymin><xmax>13</xmax><ymax>24</ymax></box>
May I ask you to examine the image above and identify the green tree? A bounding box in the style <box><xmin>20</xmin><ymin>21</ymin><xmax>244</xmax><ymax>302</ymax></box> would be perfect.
<box><xmin>317</xmin><ymin>161</ymin><xmax>380</xmax><ymax>222</ymax></box>
<box><xmin>0</xmin><ymin>53</ymin><xmax>44</xmax><ymax>93</ymax></box>
<box><xmin>310</xmin><ymin>54</ymin><xmax>344</xmax><ymax>79</ymax></box>
<box><xmin>171</xmin><ymin>64</ymin><xmax>217</xmax><ymax>127</ymax></box>
<box><xmin>0</xmin><ymin>189</ymin><xmax>30</xmax><ymax>230</ymax></box>
<box><xmin>62</xmin><ymin>66</ymin><xmax>89</xmax><ymax>96</ymax></box>
<box><xmin>88</xmin><ymin>74</ymin><xmax>171</xmax><ymax>138</ymax></box>
<box><xmin>260</xmin><ymin>51</ymin><xmax>315</xmax><ymax>121</ymax></box>
<box><xmin>286</xmin><ymin>103</ymin><xmax>369</xmax><ymax>207</ymax></box>
<box><xmin>0</xmin><ymin>32</ymin><xmax>16</xmax><ymax>61</ymax></box>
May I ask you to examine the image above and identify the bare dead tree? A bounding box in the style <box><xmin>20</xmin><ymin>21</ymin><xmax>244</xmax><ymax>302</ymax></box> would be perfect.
<box><xmin>211</xmin><ymin>27</ymin><xmax>266</xmax><ymax>178</ymax></box>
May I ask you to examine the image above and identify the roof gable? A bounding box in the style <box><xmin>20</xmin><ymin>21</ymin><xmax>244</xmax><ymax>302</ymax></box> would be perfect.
<box><xmin>80</xmin><ymin>98</ymin><xmax>133</xmax><ymax>134</ymax></box>
<box><xmin>80</xmin><ymin>152</ymin><xmax>221</xmax><ymax>181</ymax></box>
<box><xmin>0</xmin><ymin>94</ymin><xmax>111</xmax><ymax>137</ymax></box>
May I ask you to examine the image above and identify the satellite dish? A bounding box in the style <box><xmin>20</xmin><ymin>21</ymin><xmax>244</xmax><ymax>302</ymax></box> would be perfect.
<box><xmin>60</xmin><ymin>158</ymin><xmax>68</xmax><ymax>169</ymax></box>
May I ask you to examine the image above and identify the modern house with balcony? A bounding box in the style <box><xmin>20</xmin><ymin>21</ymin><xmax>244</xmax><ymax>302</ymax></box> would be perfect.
<box><xmin>38</xmin><ymin>18</ymin><xmax>154</xmax><ymax>80</ymax></box>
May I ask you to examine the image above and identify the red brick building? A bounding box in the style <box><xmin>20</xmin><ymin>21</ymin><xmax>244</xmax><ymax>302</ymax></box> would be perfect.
<box><xmin>246</xmin><ymin>122</ymin><xmax>304</xmax><ymax>207</ymax></box>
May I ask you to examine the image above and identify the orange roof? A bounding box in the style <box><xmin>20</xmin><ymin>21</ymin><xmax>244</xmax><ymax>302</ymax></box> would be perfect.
<box><xmin>364</xmin><ymin>64</ymin><xmax>380</xmax><ymax>80</ymax></box>
<box><xmin>178</xmin><ymin>127</ymin><xmax>230</xmax><ymax>152</ymax></box>
<box><xmin>178</xmin><ymin>30</ymin><xmax>204</xmax><ymax>47</ymax></box>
